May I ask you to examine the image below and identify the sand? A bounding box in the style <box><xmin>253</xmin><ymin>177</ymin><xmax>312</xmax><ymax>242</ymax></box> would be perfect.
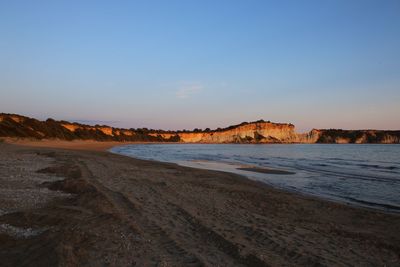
<box><xmin>4</xmin><ymin>138</ymin><xmax>134</xmax><ymax>151</ymax></box>
<box><xmin>0</xmin><ymin>140</ymin><xmax>399</xmax><ymax>266</ymax></box>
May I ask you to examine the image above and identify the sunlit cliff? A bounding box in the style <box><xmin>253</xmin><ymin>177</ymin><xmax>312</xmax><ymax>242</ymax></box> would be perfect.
<box><xmin>1</xmin><ymin>113</ymin><xmax>399</xmax><ymax>144</ymax></box>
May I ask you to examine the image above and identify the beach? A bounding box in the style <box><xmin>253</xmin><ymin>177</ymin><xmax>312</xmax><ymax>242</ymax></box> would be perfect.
<box><xmin>0</xmin><ymin>141</ymin><xmax>399</xmax><ymax>266</ymax></box>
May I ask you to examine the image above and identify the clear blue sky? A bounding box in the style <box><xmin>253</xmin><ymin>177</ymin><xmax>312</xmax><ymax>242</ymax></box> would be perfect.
<box><xmin>1</xmin><ymin>0</ymin><xmax>399</xmax><ymax>132</ymax></box>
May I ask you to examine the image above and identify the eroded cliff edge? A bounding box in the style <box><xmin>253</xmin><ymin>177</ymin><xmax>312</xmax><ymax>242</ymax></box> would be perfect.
<box><xmin>0</xmin><ymin>113</ymin><xmax>399</xmax><ymax>144</ymax></box>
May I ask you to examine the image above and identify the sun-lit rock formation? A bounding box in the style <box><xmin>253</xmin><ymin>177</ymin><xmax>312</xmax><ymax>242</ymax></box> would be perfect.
<box><xmin>176</xmin><ymin>122</ymin><xmax>298</xmax><ymax>143</ymax></box>
<box><xmin>0</xmin><ymin>113</ymin><xmax>399</xmax><ymax>144</ymax></box>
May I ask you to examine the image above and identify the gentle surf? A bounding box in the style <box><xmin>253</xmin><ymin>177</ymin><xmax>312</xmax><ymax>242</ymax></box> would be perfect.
<box><xmin>111</xmin><ymin>144</ymin><xmax>400</xmax><ymax>213</ymax></box>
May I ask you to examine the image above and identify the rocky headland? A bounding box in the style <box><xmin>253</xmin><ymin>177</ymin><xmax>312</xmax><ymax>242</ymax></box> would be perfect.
<box><xmin>1</xmin><ymin>113</ymin><xmax>399</xmax><ymax>144</ymax></box>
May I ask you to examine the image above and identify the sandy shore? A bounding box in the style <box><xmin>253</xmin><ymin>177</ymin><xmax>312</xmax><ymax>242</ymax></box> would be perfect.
<box><xmin>0</xmin><ymin>140</ymin><xmax>399</xmax><ymax>266</ymax></box>
<box><xmin>4</xmin><ymin>138</ymin><xmax>137</xmax><ymax>151</ymax></box>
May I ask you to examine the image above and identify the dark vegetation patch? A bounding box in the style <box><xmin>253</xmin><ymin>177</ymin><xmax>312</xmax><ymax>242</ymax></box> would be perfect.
<box><xmin>317</xmin><ymin>129</ymin><xmax>400</xmax><ymax>143</ymax></box>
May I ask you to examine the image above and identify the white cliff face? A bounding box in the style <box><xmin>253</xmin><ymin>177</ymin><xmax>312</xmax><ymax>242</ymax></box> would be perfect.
<box><xmin>296</xmin><ymin>130</ymin><xmax>322</xmax><ymax>143</ymax></box>
<box><xmin>177</xmin><ymin>122</ymin><xmax>299</xmax><ymax>143</ymax></box>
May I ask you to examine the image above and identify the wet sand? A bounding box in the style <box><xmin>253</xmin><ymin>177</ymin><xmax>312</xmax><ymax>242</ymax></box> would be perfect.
<box><xmin>0</xmin><ymin>140</ymin><xmax>399</xmax><ymax>266</ymax></box>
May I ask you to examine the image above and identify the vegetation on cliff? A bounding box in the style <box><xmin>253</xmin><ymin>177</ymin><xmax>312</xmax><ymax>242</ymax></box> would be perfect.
<box><xmin>0</xmin><ymin>113</ymin><xmax>399</xmax><ymax>143</ymax></box>
<box><xmin>316</xmin><ymin>129</ymin><xmax>400</xmax><ymax>144</ymax></box>
<box><xmin>0</xmin><ymin>113</ymin><xmax>179</xmax><ymax>142</ymax></box>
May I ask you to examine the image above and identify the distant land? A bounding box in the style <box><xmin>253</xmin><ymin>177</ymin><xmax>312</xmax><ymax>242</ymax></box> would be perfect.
<box><xmin>0</xmin><ymin>113</ymin><xmax>399</xmax><ymax>144</ymax></box>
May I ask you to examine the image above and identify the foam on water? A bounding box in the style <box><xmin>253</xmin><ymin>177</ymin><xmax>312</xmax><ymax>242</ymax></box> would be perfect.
<box><xmin>110</xmin><ymin>144</ymin><xmax>400</xmax><ymax>213</ymax></box>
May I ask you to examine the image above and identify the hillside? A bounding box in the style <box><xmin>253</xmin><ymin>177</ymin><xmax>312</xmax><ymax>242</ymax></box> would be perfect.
<box><xmin>1</xmin><ymin>113</ymin><xmax>399</xmax><ymax>144</ymax></box>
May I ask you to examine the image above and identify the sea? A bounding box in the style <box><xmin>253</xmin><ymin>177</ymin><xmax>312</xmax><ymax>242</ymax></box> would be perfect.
<box><xmin>110</xmin><ymin>144</ymin><xmax>400</xmax><ymax>213</ymax></box>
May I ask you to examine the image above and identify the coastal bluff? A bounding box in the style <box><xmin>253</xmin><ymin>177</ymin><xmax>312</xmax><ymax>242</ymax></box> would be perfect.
<box><xmin>1</xmin><ymin>113</ymin><xmax>399</xmax><ymax>144</ymax></box>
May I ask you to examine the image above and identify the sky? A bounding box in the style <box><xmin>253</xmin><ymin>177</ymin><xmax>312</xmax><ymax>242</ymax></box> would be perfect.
<box><xmin>0</xmin><ymin>0</ymin><xmax>399</xmax><ymax>132</ymax></box>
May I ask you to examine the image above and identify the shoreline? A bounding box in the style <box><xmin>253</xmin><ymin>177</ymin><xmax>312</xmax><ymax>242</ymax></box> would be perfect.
<box><xmin>0</xmin><ymin>140</ymin><xmax>399</xmax><ymax>265</ymax></box>
<box><xmin>3</xmin><ymin>137</ymin><xmax>400</xmax><ymax>148</ymax></box>
<box><xmin>9</xmin><ymin>138</ymin><xmax>400</xmax><ymax>214</ymax></box>
<box><xmin>3</xmin><ymin>138</ymin><xmax>145</xmax><ymax>151</ymax></box>
<box><xmin>110</xmin><ymin>142</ymin><xmax>400</xmax><ymax>215</ymax></box>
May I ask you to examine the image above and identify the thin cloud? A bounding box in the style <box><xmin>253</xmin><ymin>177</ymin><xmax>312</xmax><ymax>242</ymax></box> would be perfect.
<box><xmin>175</xmin><ymin>83</ymin><xmax>203</xmax><ymax>99</ymax></box>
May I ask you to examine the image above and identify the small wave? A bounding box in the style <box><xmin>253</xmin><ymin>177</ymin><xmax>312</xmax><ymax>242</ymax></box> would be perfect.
<box><xmin>111</xmin><ymin>143</ymin><xmax>400</xmax><ymax>213</ymax></box>
<box><xmin>292</xmin><ymin>164</ymin><xmax>400</xmax><ymax>183</ymax></box>
<box><xmin>249</xmin><ymin>156</ymin><xmax>268</xmax><ymax>161</ymax></box>
<box><xmin>311</xmin><ymin>163</ymin><xmax>328</xmax><ymax>167</ymax></box>
<box><xmin>341</xmin><ymin>197</ymin><xmax>400</xmax><ymax>212</ymax></box>
<box><xmin>357</xmin><ymin>164</ymin><xmax>398</xmax><ymax>170</ymax></box>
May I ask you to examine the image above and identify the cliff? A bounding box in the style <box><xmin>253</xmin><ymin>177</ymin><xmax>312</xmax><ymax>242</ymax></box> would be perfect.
<box><xmin>309</xmin><ymin>129</ymin><xmax>400</xmax><ymax>144</ymax></box>
<box><xmin>0</xmin><ymin>113</ymin><xmax>179</xmax><ymax>142</ymax></box>
<box><xmin>0</xmin><ymin>113</ymin><xmax>399</xmax><ymax>144</ymax></box>
<box><xmin>175</xmin><ymin>122</ymin><xmax>298</xmax><ymax>143</ymax></box>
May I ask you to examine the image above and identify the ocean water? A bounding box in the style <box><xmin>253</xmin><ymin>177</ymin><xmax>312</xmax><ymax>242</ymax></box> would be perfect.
<box><xmin>110</xmin><ymin>144</ymin><xmax>400</xmax><ymax>213</ymax></box>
